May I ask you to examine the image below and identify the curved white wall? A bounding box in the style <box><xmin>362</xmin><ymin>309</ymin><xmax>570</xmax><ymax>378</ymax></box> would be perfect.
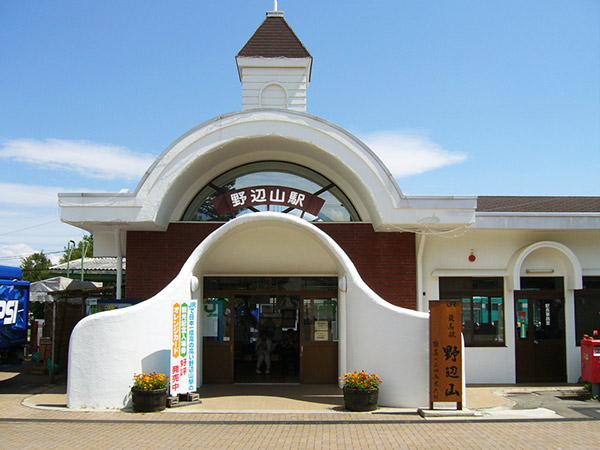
<box><xmin>68</xmin><ymin>213</ymin><xmax>430</xmax><ymax>409</ymax></box>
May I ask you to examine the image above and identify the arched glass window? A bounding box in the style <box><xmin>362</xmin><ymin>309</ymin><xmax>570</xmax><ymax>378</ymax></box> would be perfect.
<box><xmin>181</xmin><ymin>161</ymin><xmax>360</xmax><ymax>222</ymax></box>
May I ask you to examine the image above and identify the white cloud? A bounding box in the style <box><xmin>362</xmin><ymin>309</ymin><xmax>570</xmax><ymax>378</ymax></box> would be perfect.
<box><xmin>0</xmin><ymin>243</ymin><xmax>62</xmax><ymax>266</ymax></box>
<box><xmin>359</xmin><ymin>131</ymin><xmax>467</xmax><ymax>178</ymax></box>
<box><xmin>0</xmin><ymin>217</ymin><xmax>83</xmax><ymax>266</ymax></box>
<box><xmin>0</xmin><ymin>138</ymin><xmax>155</xmax><ymax>180</ymax></box>
<box><xmin>0</xmin><ymin>243</ymin><xmax>36</xmax><ymax>266</ymax></box>
<box><xmin>0</xmin><ymin>182</ymin><xmax>65</xmax><ymax>207</ymax></box>
<box><xmin>0</xmin><ymin>182</ymin><xmax>109</xmax><ymax>208</ymax></box>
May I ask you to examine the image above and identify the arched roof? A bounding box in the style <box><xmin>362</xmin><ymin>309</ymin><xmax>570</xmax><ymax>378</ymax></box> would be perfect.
<box><xmin>135</xmin><ymin>109</ymin><xmax>405</xmax><ymax>229</ymax></box>
<box><xmin>59</xmin><ymin>109</ymin><xmax>477</xmax><ymax>243</ymax></box>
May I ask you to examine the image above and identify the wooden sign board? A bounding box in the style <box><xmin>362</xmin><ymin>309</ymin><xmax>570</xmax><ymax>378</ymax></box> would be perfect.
<box><xmin>429</xmin><ymin>300</ymin><xmax>462</xmax><ymax>410</ymax></box>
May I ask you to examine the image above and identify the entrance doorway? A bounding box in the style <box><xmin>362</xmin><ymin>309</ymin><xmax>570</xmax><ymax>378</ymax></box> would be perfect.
<box><xmin>514</xmin><ymin>277</ymin><xmax>566</xmax><ymax>383</ymax></box>
<box><xmin>202</xmin><ymin>277</ymin><xmax>338</xmax><ymax>384</ymax></box>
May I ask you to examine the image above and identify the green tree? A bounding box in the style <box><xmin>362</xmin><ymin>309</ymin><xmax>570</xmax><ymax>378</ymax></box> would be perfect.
<box><xmin>59</xmin><ymin>235</ymin><xmax>93</xmax><ymax>264</ymax></box>
<box><xmin>20</xmin><ymin>251</ymin><xmax>52</xmax><ymax>282</ymax></box>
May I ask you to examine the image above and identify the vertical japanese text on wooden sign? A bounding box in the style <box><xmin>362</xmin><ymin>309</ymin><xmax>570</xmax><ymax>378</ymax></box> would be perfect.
<box><xmin>429</xmin><ymin>300</ymin><xmax>463</xmax><ymax>409</ymax></box>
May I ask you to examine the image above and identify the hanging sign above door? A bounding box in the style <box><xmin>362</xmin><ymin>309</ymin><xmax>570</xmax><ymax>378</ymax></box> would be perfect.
<box><xmin>212</xmin><ymin>185</ymin><xmax>325</xmax><ymax>218</ymax></box>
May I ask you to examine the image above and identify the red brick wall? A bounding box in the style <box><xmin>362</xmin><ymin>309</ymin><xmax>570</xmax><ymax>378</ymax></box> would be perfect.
<box><xmin>126</xmin><ymin>222</ymin><xmax>416</xmax><ymax>309</ymax></box>
<box><xmin>315</xmin><ymin>223</ymin><xmax>416</xmax><ymax>309</ymax></box>
<box><xmin>125</xmin><ymin>223</ymin><xmax>221</xmax><ymax>300</ymax></box>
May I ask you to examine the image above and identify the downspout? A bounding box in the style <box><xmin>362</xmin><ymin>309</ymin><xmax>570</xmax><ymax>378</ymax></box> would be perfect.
<box><xmin>80</xmin><ymin>239</ymin><xmax>90</xmax><ymax>282</ymax></box>
<box><xmin>114</xmin><ymin>229</ymin><xmax>123</xmax><ymax>300</ymax></box>
<box><xmin>416</xmin><ymin>234</ymin><xmax>426</xmax><ymax>312</ymax></box>
<box><xmin>66</xmin><ymin>240</ymin><xmax>75</xmax><ymax>279</ymax></box>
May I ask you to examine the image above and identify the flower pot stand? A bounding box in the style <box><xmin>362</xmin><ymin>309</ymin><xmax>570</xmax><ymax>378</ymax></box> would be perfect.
<box><xmin>131</xmin><ymin>388</ymin><xmax>168</xmax><ymax>412</ymax></box>
<box><xmin>343</xmin><ymin>387</ymin><xmax>379</xmax><ymax>412</ymax></box>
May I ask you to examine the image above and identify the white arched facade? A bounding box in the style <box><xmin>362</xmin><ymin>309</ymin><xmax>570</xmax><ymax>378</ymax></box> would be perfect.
<box><xmin>135</xmin><ymin>109</ymin><xmax>404</xmax><ymax>230</ymax></box>
<box><xmin>67</xmin><ymin>213</ymin><xmax>430</xmax><ymax>409</ymax></box>
<box><xmin>60</xmin><ymin>109</ymin><xmax>475</xmax><ymax>254</ymax></box>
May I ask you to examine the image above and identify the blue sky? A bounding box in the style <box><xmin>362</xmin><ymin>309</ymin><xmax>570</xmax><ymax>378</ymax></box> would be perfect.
<box><xmin>1</xmin><ymin>0</ymin><xmax>599</xmax><ymax>266</ymax></box>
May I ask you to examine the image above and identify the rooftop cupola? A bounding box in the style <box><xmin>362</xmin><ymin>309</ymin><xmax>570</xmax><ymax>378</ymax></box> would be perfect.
<box><xmin>236</xmin><ymin>3</ymin><xmax>312</xmax><ymax>111</ymax></box>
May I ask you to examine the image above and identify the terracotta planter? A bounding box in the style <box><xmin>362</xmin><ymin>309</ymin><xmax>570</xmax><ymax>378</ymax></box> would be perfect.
<box><xmin>343</xmin><ymin>387</ymin><xmax>379</xmax><ymax>411</ymax></box>
<box><xmin>131</xmin><ymin>388</ymin><xmax>167</xmax><ymax>412</ymax></box>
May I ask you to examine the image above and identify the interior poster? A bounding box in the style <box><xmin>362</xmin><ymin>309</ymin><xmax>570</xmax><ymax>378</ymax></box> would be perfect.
<box><xmin>429</xmin><ymin>300</ymin><xmax>463</xmax><ymax>409</ymax></box>
<box><xmin>170</xmin><ymin>299</ymin><xmax>198</xmax><ymax>396</ymax></box>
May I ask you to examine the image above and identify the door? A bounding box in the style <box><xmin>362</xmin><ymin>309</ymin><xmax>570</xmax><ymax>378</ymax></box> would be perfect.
<box><xmin>515</xmin><ymin>294</ymin><xmax>566</xmax><ymax>382</ymax></box>
<box><xmin>233</xmin><ymin>294</ymin><xmax>300</xmax><ymax>383</ymax></box>
<box><xmin>202</xmin><ymin>297</ymin><xmax>233</xmax><ymax>383</ymax></box>
<box><xmin>301</xmin><ymin>297</ymin><xmax>338</xmax><ymax>383</ymax></box>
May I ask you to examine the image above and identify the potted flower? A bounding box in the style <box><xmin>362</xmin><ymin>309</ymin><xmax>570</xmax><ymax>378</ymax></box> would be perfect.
<box><xmin>340</xmin><ymin>370</ymin><xmax>382</xmax><ymax>411</ymax></box>
<box><xmin>131</xmin><ymin>372</ymin><xmax>169</xmax><ymax>412</ymax></box>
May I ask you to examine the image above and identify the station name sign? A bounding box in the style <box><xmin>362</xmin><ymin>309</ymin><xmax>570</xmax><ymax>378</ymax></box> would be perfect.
<box><xmin>212</xmin><ymin>185</ymin><xmax>325</xmax><ymax>218</ymax></box>
<box><xmin>429</xmin><ymin>300</ymin><xmax>463</xmax><ymax>410</ymax></box>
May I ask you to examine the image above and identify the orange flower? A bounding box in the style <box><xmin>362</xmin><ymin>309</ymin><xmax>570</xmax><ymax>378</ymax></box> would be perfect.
<box><xmin>132</xmin><ymin>372</ymin><xmax>169</xmax><ymax>391</ymax></box>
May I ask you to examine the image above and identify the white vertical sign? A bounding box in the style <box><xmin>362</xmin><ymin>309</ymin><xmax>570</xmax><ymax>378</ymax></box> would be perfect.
<box><xmin>170</xmin><ymin>299</ymin><xmax>198</xmax><ymax>395</ymax></box>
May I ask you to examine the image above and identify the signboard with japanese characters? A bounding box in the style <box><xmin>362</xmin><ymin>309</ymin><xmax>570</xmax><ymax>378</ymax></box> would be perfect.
<box><xmin>212</xmin><ymin>185</ymin><xmax>325</xmax><ymax>218</ymax></box>
<box><xmin>170</xmin><ymin>299</ymin><xmax>198</xmax><ymax>396</ymax></box>
<box><xmin>429</xmin><ymin>300</ymin><xmax>463</xmax><ymax>409</ymax></box>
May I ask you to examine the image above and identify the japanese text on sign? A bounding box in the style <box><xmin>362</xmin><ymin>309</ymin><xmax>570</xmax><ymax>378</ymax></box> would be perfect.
<box><xmin>212</xmin><ymin>185</ymin><xmax>326</xmax><ymax>218</ymax></box>
<box><xmin>429</xmin><ymin>301</ymin><xmax>463</xmax><ymax>408</ymax></box>
<box><xmin>170</xmin><ymin>299</ymin><xmax>198</xmax><ymax>395</ymax></box>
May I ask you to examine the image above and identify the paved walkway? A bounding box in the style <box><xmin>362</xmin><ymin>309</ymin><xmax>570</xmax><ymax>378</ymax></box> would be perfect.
<box><xmin>2</xmin><ymin>365</ymin><xmax>600</xmax><ymax>448</ymax></box>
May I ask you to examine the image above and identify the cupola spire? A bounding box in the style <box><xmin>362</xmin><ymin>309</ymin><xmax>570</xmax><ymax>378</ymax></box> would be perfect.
<box><xmin>236</xmin><ymin>7</ymin><xmax>312</xmax><ymax>111</ymax></box>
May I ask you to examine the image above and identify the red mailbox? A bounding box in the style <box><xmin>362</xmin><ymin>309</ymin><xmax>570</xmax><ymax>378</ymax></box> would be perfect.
<box><xmin>581</xmin><ymin>338</ymin><xmax>600</xmax><ymax>383</ymax></box>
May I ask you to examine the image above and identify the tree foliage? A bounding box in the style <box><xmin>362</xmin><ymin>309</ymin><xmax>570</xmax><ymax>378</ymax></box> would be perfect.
<box><xmin>20</xmin><ymin>252</ymin><xmax>52</xmax><ymax>282</ymax></box>
<box><xmin>59</xmin><ymin>235</ymin><xmax>94</xmax><ymax>264</ymax></box>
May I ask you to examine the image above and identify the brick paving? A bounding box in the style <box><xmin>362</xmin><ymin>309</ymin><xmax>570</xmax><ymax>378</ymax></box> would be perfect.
<box><xmin>2</xmin><ymin>368</ymin><xmax>600</xmax><ymax>449</ymax></box>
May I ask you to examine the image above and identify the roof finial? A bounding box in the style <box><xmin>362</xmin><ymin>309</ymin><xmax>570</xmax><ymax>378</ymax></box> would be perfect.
<box><xmin>266</xmin><ymin>0</ymin><xmax>284</xmax><ymax>17</ymax></box>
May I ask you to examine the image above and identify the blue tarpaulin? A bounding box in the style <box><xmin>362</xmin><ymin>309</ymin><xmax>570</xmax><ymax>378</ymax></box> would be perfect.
<box><xmin>0</xmin><ymin>266</ymin><xmax>29</xmax><ymax>350</ymax></box>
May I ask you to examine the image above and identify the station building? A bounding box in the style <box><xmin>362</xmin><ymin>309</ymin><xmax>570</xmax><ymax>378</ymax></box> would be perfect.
<box><xmin>60</xmin><ymin>8</ymin><xmax>600</xmax><ymax>409</ymax></box>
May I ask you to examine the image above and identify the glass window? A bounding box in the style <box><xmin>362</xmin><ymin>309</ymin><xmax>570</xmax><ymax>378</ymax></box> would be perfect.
<box><xmin>204</xmin><ymin>276</ymin><xmax>338</xmax><ymax>293</ymax></box>
<box><xmin>204</xmin><ymin>277</ymin><xmax>270</xmax><ymax>292</ymax></box>
<box><xmin>575</xmin><ymin>277</ymin><xmax>600</xmax><ymax>345</ymax></box>
<box><xmin>520</xmin><ymin>277</ymin><xmax>564</xmax><ymax>291</ymax></box>
<box><xmin>303</xmin><ymin>298</ymin><xmax>338</xmax><ymax>342</ymax></box>
<box><xmin>202</xmin><ymin>297</ymin><xmax>231</xmax><ymax>342</ymax></box>
<box><xmin>181</xmin><ymin>161</ymin><xmax>360</xmax><ymax>222</ymax></box>
<box><xmin>439</xmin><ymin>277</ymin><xmax>505</xmax><ymax>347</ymax></box>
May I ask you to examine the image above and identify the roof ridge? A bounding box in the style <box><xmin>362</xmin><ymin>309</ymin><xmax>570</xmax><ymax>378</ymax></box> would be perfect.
<box><xmin>237</xmin><ymin>14</ymin><xmax>311</xmax><ymax>59</ymax></box>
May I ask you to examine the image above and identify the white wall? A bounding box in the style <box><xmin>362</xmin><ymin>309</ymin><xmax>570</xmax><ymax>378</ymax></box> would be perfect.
<box><xmin>423</xmin><ymin>229</ymin><xmax>600</xmax><ymax>384</ymax></box>
<box><xmin>239</xmin><ymin>65</ymin><xmax>309</xmax><ymax>112</ymax></box>
<box><xmin>68</xmin><ymin>213</ymin><xmax>430</xmax><ymax>409</ymax></box>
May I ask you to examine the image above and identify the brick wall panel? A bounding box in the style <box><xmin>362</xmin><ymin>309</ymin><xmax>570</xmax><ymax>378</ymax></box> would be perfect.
<box><xmin>126</xmin><ymin>222</ymin><xmax>416</xmax><ymax>309</ymax></box>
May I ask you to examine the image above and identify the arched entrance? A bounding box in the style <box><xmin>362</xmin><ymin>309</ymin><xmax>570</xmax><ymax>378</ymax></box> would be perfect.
<box><xmin>509</xmin><ymin>241</ymin><xmax>583</xmax><ymax>382</ymax></box>
<box><xmin>202</xmin><ymin>276</ymin><xmax>338</xmax><ymax>384</ymax></box>
<box><xmin>67</xmin><ymin>212</ymin><xmax>430</xmax><ymax>409</ymax></box>
<box><xmin>191</xmin><ymin>212</ymin><xmax>345</xmax><ymax>386</ymax></box>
